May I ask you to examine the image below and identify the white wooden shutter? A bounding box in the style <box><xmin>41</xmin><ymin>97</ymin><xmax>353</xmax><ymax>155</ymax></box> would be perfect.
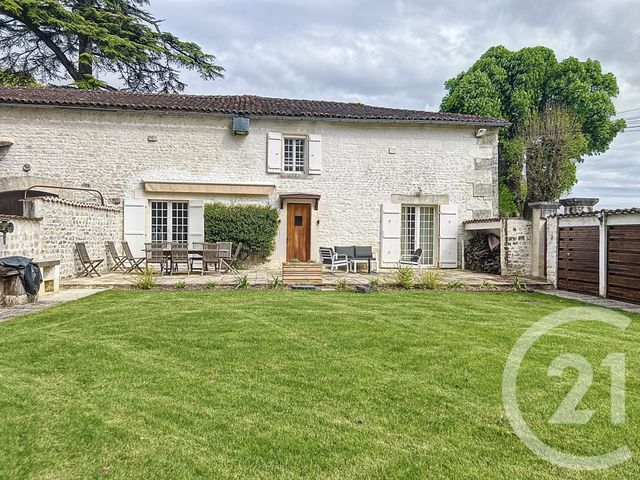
<box><xmin>308</xmin><ymin>134</ymin><xmax>322</xmax><ymax>174</ymax></box>
<box><xmin>188</xmin><ymin>200</ymin><xmax>205</xmax><ymax>245</ymax></box>
<box><xmin>439</xmin><ymin>204</ymin><xmax>459</xmax><ymax>269</ymax></box>
<box><xmin>123</xmin><ymin>198</ymin><xmax>146</xmax><ymax>255</ymax></box>
<box><xmin>380</xmin><ymin>203</ymin><xmax>401</xmax><ymax>267</ymax></box>
<box><xmin>267</xmin><ymin>132</ymin><xmax>283</xmax><ymax>173</ymax></box>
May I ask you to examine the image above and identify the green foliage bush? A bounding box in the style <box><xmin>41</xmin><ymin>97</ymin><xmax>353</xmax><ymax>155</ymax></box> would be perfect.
<box><xmin>204</xmin><ymin>202</ymin><xmax>279</xmax><ymax>263</ymax></box>
<box><xmin>135</xmin><ymin>268</ymin><xmax>156</xmax><ymax>290</ymax></box>
<box><xmin>416</xmin><ymin>270</ymin><xmax>444</xmax><ymax>290</ymax></box>
<box><xmin>393</xmin><ymin>267</ymin><xmax>415</xmax><ymax>289</ymax></box>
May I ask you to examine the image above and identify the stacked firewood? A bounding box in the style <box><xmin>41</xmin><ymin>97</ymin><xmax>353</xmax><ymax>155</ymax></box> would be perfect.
<box><xmin>465</xmin><ymin>233</ymin><xmax>501</xmax><ymax>274</ymax></box>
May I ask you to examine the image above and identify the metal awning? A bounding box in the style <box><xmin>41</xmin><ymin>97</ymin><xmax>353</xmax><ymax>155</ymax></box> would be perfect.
<box><xmin>279</xmin><ymin>193</ymin><xmax>321</xmax><ymax>210</ymax></box>
<box><xmin>143</xmin><ymin>180</ymin><xmax>275</xmax><ymax>196</ymax></box>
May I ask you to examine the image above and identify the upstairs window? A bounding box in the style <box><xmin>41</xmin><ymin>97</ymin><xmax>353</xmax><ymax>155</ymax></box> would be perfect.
<box><xmin>283</xmin><ymin>137</ymin><xmax>306</xmax><ymax>173</ymax></box>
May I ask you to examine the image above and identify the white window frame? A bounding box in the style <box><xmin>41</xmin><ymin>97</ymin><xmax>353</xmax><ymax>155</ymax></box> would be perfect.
<box><xmin>150</xmin><ymin>200</ymin><xmax>189</xmax><ymax>243</ymax></box>
<box><xmin>401</xmin><ymin>205</ymin><xmax>438</xmax><ymax>266</ymax></box>
<box><xmin>283</xmin><ymin>136</ymin><xmax>307</xmax><ymax>173</ymax></box>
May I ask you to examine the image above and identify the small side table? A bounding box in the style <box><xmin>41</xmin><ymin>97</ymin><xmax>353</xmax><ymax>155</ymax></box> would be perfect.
<box><xmin>350</xmin><ymin>258</ymin><xmax>378</xmax><ymax>273</ymax></box>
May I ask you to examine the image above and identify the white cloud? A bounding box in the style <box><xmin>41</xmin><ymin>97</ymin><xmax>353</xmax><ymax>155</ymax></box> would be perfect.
<box><xmin>149</xmin><ymin>0</ymin><xmax>639</xmax><ymax>207</ymax></box>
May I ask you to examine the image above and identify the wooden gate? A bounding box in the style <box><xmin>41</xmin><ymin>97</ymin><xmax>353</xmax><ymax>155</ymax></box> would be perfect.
<box><xmin>607</xmin><ymin>225</ymin><xmax>640</xmax><ymax>304</ymax></box>
<box><xmin>557</xmin><ymin>226</ymin><xmax>599</xmax><ymax>296</ymax></box>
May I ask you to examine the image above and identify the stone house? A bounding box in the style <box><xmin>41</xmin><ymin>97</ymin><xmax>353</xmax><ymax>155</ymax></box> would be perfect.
<box><xmin>0</xmin><ymin>87</ymin><xmax>507</xmax><ymax>276</ymax></box>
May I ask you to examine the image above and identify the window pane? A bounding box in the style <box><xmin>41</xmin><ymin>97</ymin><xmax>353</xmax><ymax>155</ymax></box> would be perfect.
<box><xmin>171</xmin><ymin>202</ymin><xmax>189</xmax><ymax>243</ymax></box>
<box><xmin>151</xmin><ymin>201</ymin><xmax>168</xmax><ymax>243</ymax></box>
<box><xmin>294</xmin><ymin>138</ymin><xmax>305</xmax><ymax>172</ymax></box>
<box><xmin>401</xmin><ymin>206</ymin><xmax>416</xmax><ymax>258</ymax></box>
<box><xmin>284</xmin><ymin>138</ymin><xmax>294</xmax><ymax>172</ymax></box>
<box><xmin>419</xmin><ymin>207</ymin><xmax>435</xmax><ymax>265</ymax></box>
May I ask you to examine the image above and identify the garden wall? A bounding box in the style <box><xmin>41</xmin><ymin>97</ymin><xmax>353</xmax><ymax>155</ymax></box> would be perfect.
<box><xmin>23</xmin><ymin>197</ymin><xmax>122</xmax><ymax>277</ymax></box>
<box><xmin>0</xmin><ymin>215</ymin><xmax>41</xmax><ymax>258</ymax></box>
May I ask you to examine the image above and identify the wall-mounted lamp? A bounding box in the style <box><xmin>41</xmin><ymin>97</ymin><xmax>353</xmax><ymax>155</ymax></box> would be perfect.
<box><xmin>22</xmin><ymin>163</ymin><xmax>31</xmax><ymax>172</ymax></box>
<box><xmin>475</xmin><ymin>128</ymin><xmax>487</xmax><ymax>138</ymax></box>
<box><xmin>0</xmin><ymin>220</ymin><xmax>14</xmax><ymax>244</ymax></box>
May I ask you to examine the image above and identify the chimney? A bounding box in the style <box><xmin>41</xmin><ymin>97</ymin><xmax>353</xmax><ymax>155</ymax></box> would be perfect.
<box><xmin>559</xmin><ymin>198</ymin><xmax>600</xmax><ymax>215</ymax></box>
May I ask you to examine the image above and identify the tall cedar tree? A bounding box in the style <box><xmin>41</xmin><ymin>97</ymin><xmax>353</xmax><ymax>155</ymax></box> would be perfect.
<box><xmin>0</xmin><ymin>0</ymin><xmax>223</xmax><ymax>92</ymax></box>
<box><xmin>440</xmin><ymin>46</ymin><xmax>625</xmax><ymax>216</ymax></box>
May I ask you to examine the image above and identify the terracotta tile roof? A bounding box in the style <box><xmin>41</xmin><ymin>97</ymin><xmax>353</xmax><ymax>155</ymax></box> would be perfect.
<box><xmin>0</xmin><ymin>86</ymin><xmax>509</xmax><ymax>126</ymax></box>
<box><xmin>549</xmin><ymin>207</ymin><xmax>640</xmax><ymax>218</ymax></box>
<box><xmin>463</xmin><ymin>217</ymin><xmax>502</xmax><ymax>225</ymax></box>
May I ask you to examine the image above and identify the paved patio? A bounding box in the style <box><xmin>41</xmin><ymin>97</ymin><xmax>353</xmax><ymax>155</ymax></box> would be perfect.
<box><xmin>61</xmin><ymin>268</ymin><xmax>550</xmax><ymax>289</ymax></box>
<box><xmin>0</xmin><ymin>288</ymin><xmax>106</xmax><ymax>323</ymax></box>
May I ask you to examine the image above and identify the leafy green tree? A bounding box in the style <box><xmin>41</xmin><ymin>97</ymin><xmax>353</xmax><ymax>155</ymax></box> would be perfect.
<box><xmin>0</xmin><ymin>0</ymin><xmax>223</xmax><ymax>92</ymax></box>
<box><xmin>441</xmin><ymin>46</ymin><xmax>625</xmax><ymax>216</ymax></box>
<box><xmin>522</xmin><ymin>105</ymin><xmax>587</xmax><ymax>203</ymax></box>
<box><xmin>0</xmin><ymin>68</ymin><xmax>38</xmax><ymax>86</ymax></box>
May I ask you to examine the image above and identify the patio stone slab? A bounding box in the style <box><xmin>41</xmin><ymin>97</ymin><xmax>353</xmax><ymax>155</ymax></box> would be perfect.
<box><xmin>0</xmin><ymin>288</ymin><xmax>106</xmax><ymax>323</ymax></box>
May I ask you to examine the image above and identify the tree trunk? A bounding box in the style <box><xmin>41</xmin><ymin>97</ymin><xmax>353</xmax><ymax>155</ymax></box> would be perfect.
<box><xmin>78</xmin><ymin>35</ymin><xmax>93</xmax><ymax>78</ymax></box>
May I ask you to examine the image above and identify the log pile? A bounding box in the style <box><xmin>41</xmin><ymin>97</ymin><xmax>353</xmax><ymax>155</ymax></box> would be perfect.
<box><xmin>465</xmin><ymin>233</ymin><xmax>501</xmax><ymax>274</ymax></box>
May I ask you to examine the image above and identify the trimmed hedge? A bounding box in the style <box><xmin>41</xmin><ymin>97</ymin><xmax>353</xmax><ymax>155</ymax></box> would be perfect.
<box><xmin>204</xmin><ymin>202</ymin><xmax>279</xmax><ymax>263</ymax></box>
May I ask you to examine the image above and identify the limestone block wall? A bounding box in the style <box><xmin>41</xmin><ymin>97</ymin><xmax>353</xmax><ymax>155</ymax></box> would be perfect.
<box><xmin>501</xmin><ymin>218</ymin><xmax>532</xmax><ymax>276</ymax></box>
<box><xmin>0</xmin><ymin>216</ymin><xmax>41</xmax><ymax>258</ymax></box>
<box><xmin>0</xmin><ymin>106</ymin><xmax>500</xmax><ymax>266</ymax></box>
<box><xmin>24</xmin><ymin>197</ymin><xmax>122</xmax><ymax>278</ymax></box>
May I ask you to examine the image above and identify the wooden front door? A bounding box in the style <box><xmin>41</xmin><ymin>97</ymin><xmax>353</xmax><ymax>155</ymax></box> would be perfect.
<box><xmin>286</xmin><ymin>203</ymin><xmax>311</xmax><ymax>262</ymax></box>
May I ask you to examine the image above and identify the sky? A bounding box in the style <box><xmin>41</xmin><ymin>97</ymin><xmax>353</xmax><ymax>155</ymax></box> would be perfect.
<box><xmin>148</xmin><ymin>0</ymin><xmax>639</xmax><ymax>208</ymax></box>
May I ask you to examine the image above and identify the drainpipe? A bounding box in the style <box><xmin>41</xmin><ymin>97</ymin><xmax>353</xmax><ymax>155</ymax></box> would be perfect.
<box><xmin>598</xmin><ymin>211</ymin><xmax>608</xmax><ymax>298</ymax></box>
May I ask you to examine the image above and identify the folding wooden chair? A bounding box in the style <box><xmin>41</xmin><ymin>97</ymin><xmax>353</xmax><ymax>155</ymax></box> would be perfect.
<box><xmin>121</xmin><ymin>241</ymin><xmax>145</xmax><ymax>274</ymax></box>
<box><xmin>170</xmin><ymin>242</ymin><xmax>191</xmax><ymax>274</ymax></box>
<box><xmin>75</xmin><ymin>242</ymin><xmax>104</xmax><ymax>277</ymax></box>
<box><xmin>201</xmin><ymin>243</ymin><xmax>220</xmax><ymax>275</ymax></box>
<box><xmin>220</xmin><ymin>243</ymin><xmax>241</xmax><ymax>274</ymax></box>
<box><xmin>107</xmin><ymin>241</ymin><xmax>127</xmax><ymax>271</ymax></box>
<box><xmin>144</xmin><ymin>243</ymin><xmax>165</xmax><ymax>275</ymax></box>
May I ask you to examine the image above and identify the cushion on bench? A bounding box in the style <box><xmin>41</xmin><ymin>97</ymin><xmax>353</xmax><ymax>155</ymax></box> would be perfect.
<box><xmin>334</xmin><ymin>246</ymin><xmax>355</xmax><ymax>259</ymax></box>
<box><xmin>354</xmin><ymin>246</ymin><xmax>374</xmax><ymax>259</ymax></box>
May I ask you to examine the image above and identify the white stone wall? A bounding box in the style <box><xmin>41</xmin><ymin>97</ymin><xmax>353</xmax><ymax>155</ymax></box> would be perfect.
<box><xmin>501</xmin><ymin>218</ymin><xmax>532</xmax><ymax>276</ymax></box>
<box><xmin>0</xmin><ymin>106</ymin><xmax>499</xmax><ymax>266</ymax></box>
<box><xmin>25</xmin><ymin>197</ymin><xmax>122</xmax><ymax>277</ymax></box>
<box><xmin>0</xmin><ymin>216</ymin><xmax>41</xmax><ymax>258</ymax></box>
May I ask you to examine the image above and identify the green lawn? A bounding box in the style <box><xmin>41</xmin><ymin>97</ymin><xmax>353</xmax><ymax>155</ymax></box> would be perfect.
<box><xmin>0</xmin><ymin>290</ymin><xmax>638</xmax><ymax>479</ymax></box>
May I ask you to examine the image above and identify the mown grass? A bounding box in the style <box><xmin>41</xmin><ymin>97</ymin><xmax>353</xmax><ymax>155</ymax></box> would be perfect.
<box><xmin>0</xmin><ymin>290</ymin><xmax>638</xmax><ymax>479</ymax></box>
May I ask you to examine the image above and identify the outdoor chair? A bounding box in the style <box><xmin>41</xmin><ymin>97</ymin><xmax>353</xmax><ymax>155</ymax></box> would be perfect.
<box><xmin>106</xmin><ymin>241</ymin><xmax>127</xmax><ymax>271</ymax></box>
<box><xmin>170</xmin><ymin>242</ymin><xmax>191</xmax><ymax>274</ymax></box>
<box><xmin>75</xmin><ymin>242</ymin><xmax>104</xmax><ymax>277</ymax></box>
<box><xmin>319</xmin><ymin>247</ymin><xmax>349</xmax><ymax>272</ymax></box>
<box><xmin>190</xmin><ymin>242</ymin><xmax>205</xmax><ymax>272</ymax></box>
<box><xmin>399</xmin><ymin>248</ymin><xmax>424</xmax><ymax>268</ymax></box>
<box><xmin>219</xmin><ymin>242</ymin><xmax>241</xmax><ymax>274</ymax></box>
<box><xmin>144</xmin><ymin>243</ymin><xmax>165</xmax><ymax>275</ymax></box>
<box><xmin>121</xmin><ymin>241</ymin><xmax>145</xmax><ymax>274</ymax></box>
<box><xmin>201</xmin><ymin>243</ymin><xmax>220</xmax><ymax>275</ymax></box>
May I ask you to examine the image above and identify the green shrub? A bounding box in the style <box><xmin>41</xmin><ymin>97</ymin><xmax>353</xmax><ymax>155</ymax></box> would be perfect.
<box><xmin>204</xmin><ymin>280</ymin><xmax>219</xmax><ymax>290</ymax></box>
<box><xmin>416</xmin><ymin>270</ymin><xmax>444</xmax><ymax>290</ymax></box>
<box><xmin>393</xmin><ymin>267</ymin><xmax>414</xmax><ymax>289</ymax></box>
<box><xmin>175</xmin><ymin>281</ymin><xmax>186</xmax><ymax>290</ymax></box>
<box><xmin>135</xmin><ymin>268</ymin><xmax>156</xmax><ymax>290</ymax></box>
<box><xmin>269</xmin><ymin>275</ymin><xmax>283</xmax><ymax>289</ymax></box>
<box><xmin>335</xmin><ymin>279</ymin><xmax>349</xmax><ymax>291</ymax></box>
<box><xmin>204</xmin><ymin>202</ymin><xmax>279</xmax><ymax>263</ymax></box>
<box><xmin>481</xmin><ymin>281</ymin><xmax>498</xmax><ymax>290</ymax></box>
<box><xmin>234</xmin><ymin>275</ymin><xmax>250</xmax><ymax>289</ymax></box>
<box><xmin>368</xmin><ymin>278</ymin><xmax>381</xmax><ymax>289</ymax></box>
<box><xmin>446</xmin><ymin>280</ymin><xmax>468</xmax><ymax>290</ymax></box>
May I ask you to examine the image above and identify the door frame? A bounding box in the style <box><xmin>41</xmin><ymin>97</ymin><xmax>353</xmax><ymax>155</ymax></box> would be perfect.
<box><xmin>400</xmin><ymin>204</ymin><xmax>439</xmax><ymax>266</ymax></box>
